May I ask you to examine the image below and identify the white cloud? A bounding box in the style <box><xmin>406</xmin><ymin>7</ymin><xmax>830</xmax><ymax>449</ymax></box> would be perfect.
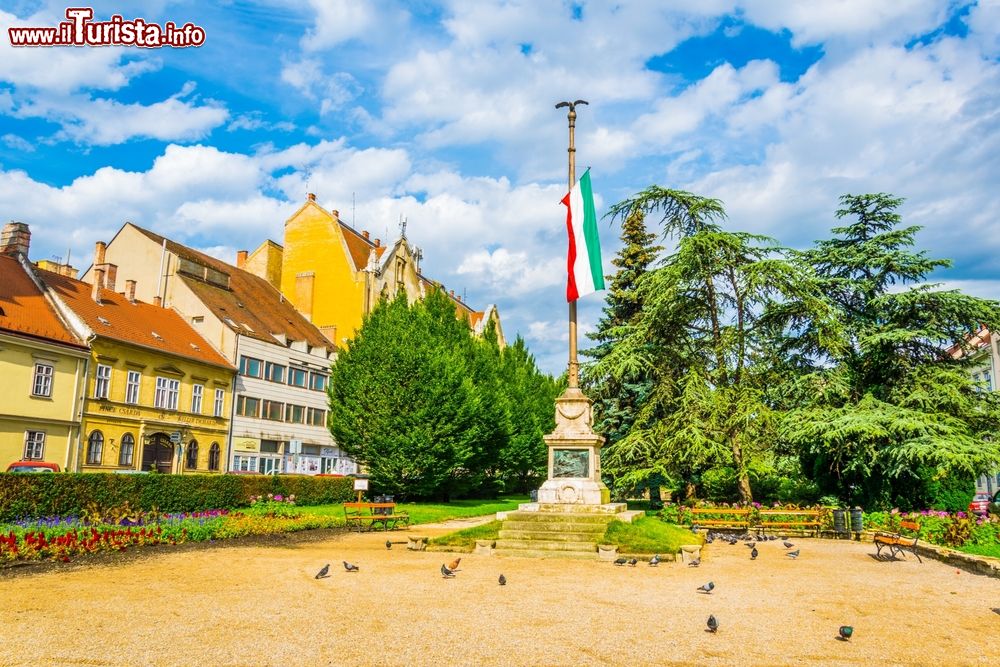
<box><xmin>2</xmin><ymin>133</ymin><xmax>35</xmax><ymax>153</ymax></box>
<box><xmin>281</xmin><ymin>59</ymin><xmax>363</xmax><ymax>115</ymax></box>
<box><xmin>457</xmin><ymin>247</ymin><xmax>563</xmax><ymax>296</ymax></box>
<box><xmin>300</xmin><ymin>0</ymin><xmax>377</xmax><ymax>51</ymax></box>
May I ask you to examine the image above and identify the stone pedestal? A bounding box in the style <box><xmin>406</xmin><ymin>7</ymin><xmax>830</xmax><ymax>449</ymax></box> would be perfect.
<box><xmin>536</xmin><ymin>386</ymin><xmax>611</xmax><ymax>506</ymax></box>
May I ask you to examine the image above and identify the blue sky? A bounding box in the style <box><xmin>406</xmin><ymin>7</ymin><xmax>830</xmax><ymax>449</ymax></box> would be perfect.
<box><xmin>1</xmin><ymin>1</ymin><xmax>998</xmax><ymax>374</ymax></box>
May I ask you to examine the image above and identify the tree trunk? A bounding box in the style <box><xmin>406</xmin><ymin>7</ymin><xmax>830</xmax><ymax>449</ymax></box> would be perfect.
<box><xmin>684</xmin><ymin>482</ymin><xmax>697</xmax><ymax>501</ymax></box>
<box><xmin>729</xmin><ymin>432</ymin><xmax>753</xmax><ymax>503</ymax></box>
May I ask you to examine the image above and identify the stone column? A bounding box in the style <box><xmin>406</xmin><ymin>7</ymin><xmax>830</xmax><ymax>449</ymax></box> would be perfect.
<box><xmin>536</xmin><ymin>386</ymin><xmax>610</xmax><ymax>506</ymax></box>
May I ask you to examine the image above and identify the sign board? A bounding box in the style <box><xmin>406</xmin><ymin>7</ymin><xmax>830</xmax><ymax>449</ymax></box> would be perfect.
<box><xmin>289</xmin><ymin>439</ymin><xmax>302</xmax><ymax>455</ymax></box>
<box><xmin>234</xmin><ymin>437</ymin><xmax>260</xmax><ymax>452</ymax></box>
<box><xmin>353</xmin><ymin>478</ymin><xmax>369</xmax><ymax>491</ymax></box>
<box><xmin>169</xmin><ymin>431</ymin><xmax>182</xmax><ymax>444</ymax></box>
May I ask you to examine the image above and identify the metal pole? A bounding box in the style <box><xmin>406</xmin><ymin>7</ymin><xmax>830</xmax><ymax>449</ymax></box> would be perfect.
<box><xmin>556</xmin><ymin>100</ymin><xmax>587</xmax><ymax>389</ymax></box>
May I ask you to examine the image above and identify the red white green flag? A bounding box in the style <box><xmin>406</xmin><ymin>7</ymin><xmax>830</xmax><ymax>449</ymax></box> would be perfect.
<box><xmin>561</xmin><ymin>169</ymin><xmax>605</xmax><ymax>302</ymax></box>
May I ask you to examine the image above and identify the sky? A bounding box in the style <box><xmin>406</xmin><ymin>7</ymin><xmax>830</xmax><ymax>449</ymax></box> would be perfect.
<box><xmin>1</xmin><ymin>1</ymin><xmax>998</xmax><ymax>375</ymax></box>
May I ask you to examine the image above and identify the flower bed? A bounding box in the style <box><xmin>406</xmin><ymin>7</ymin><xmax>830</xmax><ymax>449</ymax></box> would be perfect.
<box><xmin>865</xmin><ymin>509</ymin><xmax>1000</xmax><ymax>549</ymax></box>
<box><xmin>658</xmin><ymin>502</ymin><xmax>833</xmax><ymax>530</ymax></box>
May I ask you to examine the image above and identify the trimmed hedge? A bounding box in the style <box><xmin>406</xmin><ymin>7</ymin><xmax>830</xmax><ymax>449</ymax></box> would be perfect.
<box><xmin>0</xmin><ymin>473</ymin><xmax>354</xmax><ymax>522</ymax></box>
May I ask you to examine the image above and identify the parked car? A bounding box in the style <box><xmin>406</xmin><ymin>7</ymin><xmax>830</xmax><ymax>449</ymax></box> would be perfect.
<box><xmin>5</xmin><ymin>461</ymin><xmax>60</xmax><ymax>473</ymax></box>
<box><xmin>989</xmin><ymin>490</ymin><xmax>1000</xmax><ymax>517</ymax></box>
<box><xmin>970</xmin><ymin>492</ymin><xmax>991</xmax><ymax>515</ymax></box>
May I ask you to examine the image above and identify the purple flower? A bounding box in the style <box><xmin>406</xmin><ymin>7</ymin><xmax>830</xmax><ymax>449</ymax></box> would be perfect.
<box><xmin>274</xmin><ymin>495</ymin><xmax>283</xmax><ymax>502</ymax></box>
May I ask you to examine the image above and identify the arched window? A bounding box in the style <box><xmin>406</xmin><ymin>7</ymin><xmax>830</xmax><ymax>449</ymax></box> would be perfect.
<box><xmin>119</xmin><ymin>433</ymin><xmax>135</xmax><ymax>467</ymax></box>
<box><xmin>185</xmin><ymin>440</ymin><xmax>199</xmax><ymax>470</ymax></box>
<box><xmin>86</xmin><ymin>431</ymin><xmax>104</xmax><ymax>465</ymax></box>
<box><xmin>208</xmin><ymin>442</ymin><xmax>221</xmax><ymax>471</ymax></box>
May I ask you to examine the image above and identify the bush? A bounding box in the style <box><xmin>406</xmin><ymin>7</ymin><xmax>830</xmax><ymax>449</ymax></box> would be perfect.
<box><xmin>700</xmin><ymin>467</ymin><xmax>738</xmax><ymax>502</ymax></box>
<box><xmin>923</xmin><ymin>471</ymin><xmax>975</xmax><ymax>513</ymax></box>
<box><xmin>0</xmin><ymin>473</ymin><xmax>353</xmax><ymax>522</ymax></box>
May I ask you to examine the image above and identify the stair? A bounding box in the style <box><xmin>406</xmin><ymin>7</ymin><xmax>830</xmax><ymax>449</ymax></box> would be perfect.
<box><xmin>495</xmin><ymin>510</ymin><xmax>621</xmax><ymax>559</ymax></box>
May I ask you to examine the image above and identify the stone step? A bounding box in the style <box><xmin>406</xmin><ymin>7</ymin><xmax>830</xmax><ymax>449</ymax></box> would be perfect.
<box><xmin>494</xmin><ymin>539</ymin><xmax>597</xmax><ymax>552</ymax></box>
<box><xmin>517</xmin><ymin>502</ymin><xmax>628</xmax><ymax>515</ymax></box>
<box><xmin>503</xmin><ymin>512</ymin><xmax>617</xmax><ymax>524</ymax></box>
<box><xmin>494</xmin><ymin>548</ymin><xmax>599</xmax><ymax>560</ymax></box>
<box><xmin>498</xmin><ymin>529</ymin><xmax>604</xmax><ymax>542</ymax></box>
<box><xmin>501</xmin><ymin>520</ymin><xmax>608</xmax><ymax>534</ymax></box>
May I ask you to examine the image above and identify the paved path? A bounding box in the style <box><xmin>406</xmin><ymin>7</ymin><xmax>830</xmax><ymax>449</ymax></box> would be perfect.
<box><xmin>1</xmin><ymin>522</ymin><xmax>998</xmax><ymax>666</ymax></box>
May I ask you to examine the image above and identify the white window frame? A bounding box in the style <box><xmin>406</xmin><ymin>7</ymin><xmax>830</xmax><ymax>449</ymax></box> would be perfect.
<box><xmin>310</xmin><ymin>372</ymin><xmax>327</xmax><ymax>392</ymax></box>
<box><xmin>23</xmin><ymin>431</ymin><xmax>45</xmax><ymax>459</ymax></box>
<box><xmin>94</xmin><ymin>364</ymin><xmax>112</xmax><ymax>399</ymax></box>
<box><xmin>191</xmin><ymin>384</ymin><xmax>204</xmax><ymax>414</ymax></box>
<box><xmin>288</xmin><ymin>367</ymin><xmax>308</xmax><ymax>388</ymax></box>
<box><xmin>125</xmin><ymin>370</ymin><xmax>141</xmax><ymax>404</ymax></box>
<box><xmin>264</xmin><ymin>361</ymin><xmax>286</xmax><ymax>383</ymax></box>
<box><xmin>32</xmin><ymin>363</ymin><xmax>54</xmax><ymax>397</ymax></box>
<box><xmin>239</xmin><ymin>356</ymin><xmax>262</xmax><ymax>378</ymax></box>
<box><xmin>154</xmin><ymin>376</ymin><xmax>180</xmax><ymax>410</ymax></box>
<box><xmin>214</xmin><ymin>388</ymin><xmax>225</xmax><ymax>417</ymax></box>
<box><xmin>233</xmin><ymin>454</ymin><xmax>258</xmax><ymax>472</ymax></box>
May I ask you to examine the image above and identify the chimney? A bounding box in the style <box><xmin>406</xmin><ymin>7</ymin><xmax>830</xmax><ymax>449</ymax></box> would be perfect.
<box><xmin>93</xmin><ymin>240</ymin><xmax>117</xmax><ymax>291</ymax></box>
<box><xmin>449</xmin><ymin>290</ymin><xmax>455</xmax><ymax>299</ymax></box>
<box><xmin>92</xmin><ymin>268</ymin><xmax>105</xmax><ymax>303</ymax></box>
<box><xmin>0</xmin><ymin>222</ymin><xmax>30</xmax><ymax>256</ymax></box>
<box><xmin>307</xmin><ymin>193</ymin><xmax>316</xmax><ymax>202</ymax></box>
<box><xmin>332</xmin><ymin>210</ymin><xmax>339</xmax><ymax>218</ymax></box>
<box><xmin>374</xmin><ymin>238</ymin><xmax>381</xmax><ymax>247</ymax></box>
<box><xmin>362</xmin><ymin>230</ymin><xmax>370</xmax><ymax>240</ymax></box>
<box><xmin>153</xmin><ymin>296</ymin><xmax>162</xmax><ymax>307</ymax></box>
<box><xmin>236</xmin><ymin>250</ymin><xmax>248</xmax><ymax>269</ymax></box>
<box><xmin>125</xmin><ymin>279</ymin><xmax>136</xmax><ymax>303</ymax></box>
<box><xmin>94</xmin><ymin>241</ymin><xmax>106</xmax><ymax>265</ymax></box>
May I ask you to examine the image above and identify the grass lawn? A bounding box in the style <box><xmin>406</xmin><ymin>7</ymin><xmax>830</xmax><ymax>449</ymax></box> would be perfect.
<box><xmin>956</xmin><ymin>543</ymin><xmax>1000</xmax><ymax>558</ymax></box>
<box><xmin>300</xmin><ymin>495</ymin><xmax>527</xmax><ymax>526</ymax></box>
<box><xmin>428</xmin><ymin>520</ymin><xmax>502</xmax><ymax>549</ymax></box>
<box><xmin>603</xmin><ymin>517</ymin><xmax>702</xmax><ymax>554</ymax></box>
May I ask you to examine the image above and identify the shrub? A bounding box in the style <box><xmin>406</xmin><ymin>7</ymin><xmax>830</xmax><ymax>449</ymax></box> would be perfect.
<box><xmin>0</xmin><ymin>473</ymin><xmax>353</xmax><ymax>522</ymax></box>
<box><xmin>700</xmin><ymin>467</ymin><xmax>738</xmax><ymax>502</ymax></box>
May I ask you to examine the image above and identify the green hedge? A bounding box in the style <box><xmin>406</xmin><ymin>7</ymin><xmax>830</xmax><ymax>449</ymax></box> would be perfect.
<box><xmin>0</xmin><ymin>474</ymin><xmax>354</xmax><ymax>522</ymax></box>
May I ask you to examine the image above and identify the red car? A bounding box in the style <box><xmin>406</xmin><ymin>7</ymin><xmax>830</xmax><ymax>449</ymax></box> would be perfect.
<box><xmin>969</xmin><ymin>492</ymin><xmax>991</xmax><ymax>516</ymax></box>
<box><xmin>6</xmin><ymin>461</ymin><xmax>61</xmax><ymax>473</ymax></box>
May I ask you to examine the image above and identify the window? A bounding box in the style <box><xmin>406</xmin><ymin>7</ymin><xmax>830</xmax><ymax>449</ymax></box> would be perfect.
<box><xmin>233</xmin><ymin>454</ymin><xmax>258</xmax><ymax>472</ymax></box>
<box><xmin>307</xmin><ymin>407</ymin><xmax>326</xmax><ymax>427</ymax></box>
<box><xmin>285</xmin><ymin>404</ymin><xmax>305</xmax><ymax>424</ymax></box>
<box><xmin>125</xmin><ymin>370</ymin><xmax>141</xmax><ymax>404</ymax></box>
<box><xmin>260</xmin><ymin>457</ymin><xmax>282</xmax><ymax>475</ymax></box>
<box><xmin>191</xmin><ymin>384</ymin><xmax>204</xmax><ymax>413</ymax></box>
<box><xmin>262</xmin><ymin>399</ymin><xmax>284</xmax><ymax>421</ymax></box>
<box><xmin>86</xmin><ymin>431</ymin><xmax>104</xmax><ymax>465</ymax></box>
<box><xmin>236</xmin><ymin>395</ymin><xmax>260</xmax><ymax>418</ymax></box>
<box><xmin>264</xmin><ymin>361</ymin><xmax>286</xmax><ymax>383</ymax></box>
<box><xmin>23</xmin><ymin>431</ymin><xmax>45</xmax><ymax>460</ymax></box>
<box><xmin>32</xmin><ymin>363</ymin><xmax>54</xmax><ymax>397</ymax></box>
<box><xmin>94</xmin><ymin>364</ymin><xmax>112</xmax><ymax>399</ymax></box>
<box><xmin>239</xmin><ymin>356</ymin><xmax>262</xmax><ymax>378</ymax></box>
<box><xmin>208</xmin><ymin>443</ymin><xmax>221</xmax><ymax>471</ymax></box>
<box><xmin>154</xmin><ymin>377</ymin><xmax>180</xmax><ymax>410</ymax></box>
<box><xmin>310</xmin><ymin>372</ymin><xmax>327</xmax><ymax>392</ymax></box>
<box><xmin>288</xmin><ymin>367</ymin><xmax>307</xmax><ymax>388</ymax></box>
<box><xmin>119</xmin><ymin>433</ymin><xmax>135</xmax><ymax>467</ymax></box>
<box><xmin>984</xmin><ymin>370</ymin><xmax>993</xmax><ymax>391</ymax></box>
<box><xmin>214</xmin><ymin>388</ymin><xmax>225</xmax><ymax>417</ymax></box>
<box><xmin>186</xmin><ymin>440</ymin><xmax>199</xmax><ymax>470</ymax></box>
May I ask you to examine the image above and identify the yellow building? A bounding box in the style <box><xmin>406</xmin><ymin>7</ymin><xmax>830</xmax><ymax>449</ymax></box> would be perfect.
<box><xmin>239</xmin><ymin>193</ymin><xmax>504</xmax><ymax>347</ymax></box>
<box><xmin>0</xmin><ymin>231</ymin><xmax>89</xmax><ymax>471</ymax></box>
<box><xmin>35</xmin><ymin>256</ymin><xmax>236</xmax><ymax>474</ymax></box>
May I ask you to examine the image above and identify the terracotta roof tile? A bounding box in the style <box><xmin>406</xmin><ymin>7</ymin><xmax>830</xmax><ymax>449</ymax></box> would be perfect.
<box><xmin>36</xmin><ymin>268</ymin><xmax>233</xmax><ymax>369</ymax></box>
<box><xmin>340</xmin><ymin>223</ymin><xmax>384</xmax><ymax>270</ymax></box>
<box><xmin>0</xmin><ymin>254</ymin><xmax>86</xmax><ymax>349</ymax></box>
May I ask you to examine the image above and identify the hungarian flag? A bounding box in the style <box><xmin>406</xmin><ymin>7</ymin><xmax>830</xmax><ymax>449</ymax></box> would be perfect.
<box><xmin>562</xmin><ymin>169</ymin><xmax>605</xmax><ymax>302</ymax></box>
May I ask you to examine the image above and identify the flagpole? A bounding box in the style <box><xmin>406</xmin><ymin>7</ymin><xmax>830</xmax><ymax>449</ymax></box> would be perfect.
<box><xmin>557</xmin><ymin>99</ymin><xmax>587</xmax><ymax>390</ymax></box>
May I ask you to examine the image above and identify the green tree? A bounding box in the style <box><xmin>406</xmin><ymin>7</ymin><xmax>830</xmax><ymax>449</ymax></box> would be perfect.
<box><xmin>778</xmin><ymin>194</ymin><xmax>1000</xmax><ymax>508</ymax></box>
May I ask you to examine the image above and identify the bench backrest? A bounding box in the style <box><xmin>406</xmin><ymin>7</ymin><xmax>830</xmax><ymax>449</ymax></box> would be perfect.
<box><xmin>690</xmin><ymin>508</ymin><xmax>751</xmax><ymax>515</ymax></box>
<box><xmin>899</xmin><ymin>520</ymin><xmax>920</xmax><ymax>532</ymax></box>
<box><xmin>758</xmin><ymin>510</ymin><xmax>820</xmax><ymax>517</ymax></box>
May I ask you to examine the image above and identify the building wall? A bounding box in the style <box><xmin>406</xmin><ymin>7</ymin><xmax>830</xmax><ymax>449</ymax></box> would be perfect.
<box><xmin>0</xmin><ymin>333</ymin><xmax>87</xmax><ymax>470</ymax></box>
<box><xmin>244</xmin><ymin>240</ymin><xmax>283</xmax><ymax>289</ymax></box>
<box><xmin>78</xmin><ymin>338</ymin><xmax>233</xmax><ymax>474</ymax></box>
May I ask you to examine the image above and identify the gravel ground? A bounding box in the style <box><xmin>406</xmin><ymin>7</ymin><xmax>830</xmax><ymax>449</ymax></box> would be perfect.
<box><xmin>1</xmin><ymin>523</ymin><xmax>999</xmax><ymax>667</ymax></box>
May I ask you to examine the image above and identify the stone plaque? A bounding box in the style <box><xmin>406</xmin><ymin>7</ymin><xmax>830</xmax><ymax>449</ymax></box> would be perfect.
<box><xmin>552</xmin><ymin>448</ymin><xmax>589</xmax><ymax>478</ymax></box>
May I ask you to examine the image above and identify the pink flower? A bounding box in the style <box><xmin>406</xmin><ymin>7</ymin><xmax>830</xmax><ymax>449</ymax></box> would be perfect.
<box><xmin>274</xmin><ymin>495</ymin><xmax>284</xmax><ymax>502</ymax></box>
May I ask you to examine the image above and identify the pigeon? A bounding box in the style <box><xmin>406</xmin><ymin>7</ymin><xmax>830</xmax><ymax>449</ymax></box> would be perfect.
<box><xmin>746</xmin><ymin>542</ymin><xmax>756</xmax><ymax>549</ymax></box>
<box><xmin>315</xmin><ymin>564</ymin><xmax>330</xmax><ymax>579</ymax></box>
<box><xmin>706</xmin><ymin>615</ymin><xmax>719</xmax><ymax>633</ymax></box>
<box><xmin>448</xmin><ymin>557</ymin><xmax>462</xmax><ymax>571</ymax></box>
<box><xmin>697</xmin><ymin>581</ymin><xmax>715</xmax><ymax>594</ymax></box>
<box><xmin>628</xmin><ymin>558</ymin><xmax>638</xmax><ymax>567</ymax></box>
<box><xmin>498</xmin><ymin>574</ymin><xmax>506</xmax><ymax>586</ymax></box>
<box><xmin>838</xmin><ymin>626</ymin><xmax>854</xmax><ymax>641</ymax></box>
<box><xmin>649</xmin><ymin>554</ymin><xmax>660</xmax><ymax>567</ymax></box>
<box><xmin>705</xmin><ymin>534</ymin><xmax>714</xmax><ymax>544</ymax></box>
<box><xmin>783</xmin><ymin>541</ymin><xmax>795</xmax><ymax>549</ymax></box>
<box><xmin>691</xmin><ymin>524</ymin><xmax>700</xmax><ymax>533</ymax></box>
<box><xmin>779</xmin><ymin>535</ymin><xmax>788</xmax><ymax>541</ymax></box>
<box><xmin>787</xmin><ymin>549</ymin><xmax>800</xmax><ymax>559</ymax></box>
<box><xmin>688</xmin><ymin>557</ymin><xmax>700</xmax><ymax>567</ymax></box>
<box><xmin>751</xmin><ymin>547</ymin><xmax>758</xmax><ymax>560</ymax></box>
<box><xmin>614</xmin><ymin>557</ymin><xmax>628</xmax><ymax>566</ymax></box>
<box><xmin>343</xmin><ymin>561</ymin><xmax>359</xmax><ymax>572</ymax></box>
<box><xmin>385</xmin><ymin>539</ymin><xmax>392</xmax><ymax>550</ymax></box>
<box><xmin>992</xmin><ymin>608</ymin><xmax>1000</xmax><ymax>616</ymax></box>
<box><xmin>441</xmin><ymin>563</ymin><xmax>456</xmax><ymax>578</ymax></box>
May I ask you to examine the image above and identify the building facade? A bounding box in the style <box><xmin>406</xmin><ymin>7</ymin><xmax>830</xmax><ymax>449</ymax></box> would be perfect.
<box><xmin>948</xmin><ymin>326</ymin><xmax>1000</xmax><ymax>495</ymax></box>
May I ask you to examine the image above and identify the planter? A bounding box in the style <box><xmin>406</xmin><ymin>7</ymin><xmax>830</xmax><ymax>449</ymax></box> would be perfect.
<box><xmin>474</xmin><ymin>539</ymin><xmax>495</xmax><ymax>555</ymax></box>
<box><xmin>597</xmin><ymin>544</ymin><xmax>618</xmax><ymax>561</ymax></box>
<box><xmin>407</xmin><ymin>536</ymin><xmax>429</xmax><ymax>551</ymax></box>
<box><xmin>679</xmin><ymin>544</ymin><xmax>702</xmax><ymax>564</ymax></box>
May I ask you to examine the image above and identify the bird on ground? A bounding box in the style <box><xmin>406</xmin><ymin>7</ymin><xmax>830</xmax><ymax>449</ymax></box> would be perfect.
<box><xmin>745</xmin><ymin>541</ymin><xmax>756</xmax><ymax>549</ymax></box>
<box><xmin>498</xmin><ymin>574</ymin><xmax>506</xmax><ymax>586</ymax></box>
<box><xmin>447</xmin><ymin>557</ymin><xmax>462</xmax><ymax>571</ymax></box>
<box><xmin>315</xmin><ymin>564</ymin><xmax>330</xmax><ymax>579</ymax></box>
<box><xmin>649</xmin><ymin>554</ymin><xmax>660</xmax><ymax>566</ymax></box>
<box><xmin>838</xmin><ymin>626</ymin><xmax>854</xmax><ymax>641</ymax></box>
<box><xmin>787</xmin><ymin>549</ymin><xmax>800</xmax><ymax>559</ymax></box>
<box><xmin>628</xmin><ymin>558</ymin><xmax>638</xmax><ymax>567</ymax></box>
<box><xmin>992</xmin><ymin>608</ymin><xmax>1000</xmax><ymax>616</ymax></box>
<box><xmin>441</xmin><ymin>563</ymin><xmax>456</xmax><ymax>578</ymax></box>
<box><xmin>783</xmin><ymin>541</ymin><xmax>795</xmax><ymax>549</ymax></box>
<box><xmin>688</xmin><ymin>557</ymin><xmax>700</xmax><ymax>567</ymax></box>
<box><xmin>385</xmin><ymin>539</ymin><xmax>392</xmax><ymax>550</ymax></box>
<box><xmin>691</xmin><ymin>524</ymin><xmax>700</xmax><ymax>533</ymax></box>
<box><xmin>706</xmin><ymin>615</ymin><xmax>719</xmax><ymax>633</ymax></box>
<box><xmin>779</xmin><ymin>535</ymin><xmax>788</xmax><ymax>541</ymax></box>
<box><xmin>751</xmin><ymin>547</ymin><xmax>759</xmax><ymax>560</ymax></box>
<box><xmin>343</xmin><ymin>561</ymin><xmax>359</xmax><ymax>572</ymax></box>
<box><xmin>705</xmin><ymin>534</ymin><xmax>714</xmax><ymax>544</ymax></box>
<box><xmin>614</xmin><ymin>557</ymin><xmax>628</xmax><ymax>566</ymax></box>
<box><xmin>697</xmin><ymin>581</ymin><xmax>715</xmax><ymax>594</ymax></box>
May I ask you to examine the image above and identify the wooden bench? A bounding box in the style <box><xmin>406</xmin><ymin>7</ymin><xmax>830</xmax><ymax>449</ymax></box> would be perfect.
<box><xmin>758</xmin><ymin>509</ymin><xmax>821</xmax><ymax>535</ymax></box>
<box><xmin>873</xmin><ymin>520</ymin><xmax>922</xmax><ymax>563</ymax></box>
<box><xmin>689</xmin><ymin>508</ymin><xmax>751</xmax><ymax>530</ymax></box>
<box><xmin>343</xmin><ymin>502</ymin><xmax>410</xmax><ymax>532</ymax></box>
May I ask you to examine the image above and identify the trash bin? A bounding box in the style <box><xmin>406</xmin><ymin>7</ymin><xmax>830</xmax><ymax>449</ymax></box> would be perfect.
<box><xmin>530</xmin><ymin>489</ymin><xmax>538</xmax><ymax>502</ymax></box>
<box><xmin>849</xmin><ymin>507</ymin><xmax>864</xmax><ymax>535</ymax></box>
<box><xmin>833</xmin><ymin>509</ymin><xmax>848</xmax><ymax>534</ymax></box>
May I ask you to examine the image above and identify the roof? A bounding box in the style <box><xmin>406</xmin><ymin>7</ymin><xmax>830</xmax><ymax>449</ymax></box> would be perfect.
<box><xmin>340</xmin><ymin>221</ymin><xmax>386</xmax><ymax>271</ymax></box>
<box><xmin>0</xmin><ymin>253</ymin><xmax>87</xmax><ymax>350</ymax></box>
<box><xmin>948</xmin><ymin>326</ymin><xmax>992</xmax><ymax>359</ymax></box>
<box><xmin>36</xmin><ymin>268</ymin><xmax>234</xmax><ymax>369</ymax></box>
<box><xmin>130</xmin><ymin>225</ymin><xmax>335</xmax><ymax>351</ymax></box>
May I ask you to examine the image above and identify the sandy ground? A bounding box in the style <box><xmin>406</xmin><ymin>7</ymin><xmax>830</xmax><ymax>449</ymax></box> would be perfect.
<box><xmin>1</xmin><ymin>522</ymin><xmax>999</xmax><ymax>667</ymax></box>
